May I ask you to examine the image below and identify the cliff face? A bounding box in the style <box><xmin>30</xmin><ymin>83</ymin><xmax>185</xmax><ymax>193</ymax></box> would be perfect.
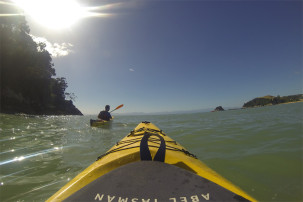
<box><xmin>61</xmin><ymin>100</ymin><xmax>83</xmax><ymax>115</ymax></box>
<box><xmin>1</xmin><ymin>93</ymin><xmax>83</xmax><ymax>115</ymax></box>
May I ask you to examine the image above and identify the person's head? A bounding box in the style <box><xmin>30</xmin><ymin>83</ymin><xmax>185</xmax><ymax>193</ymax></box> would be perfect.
<box><xmin>105</xmin><ymin>105</ymin><xmax>110</xmax><ymax>111</ymax></box>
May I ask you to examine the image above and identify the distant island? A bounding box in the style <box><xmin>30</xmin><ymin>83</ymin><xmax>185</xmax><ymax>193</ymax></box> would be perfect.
<box><xmin>242</xmin><ymin>94</ymin><xmax>303</xmax><ymax>108</ymax></box>
<box><xmin>0</xmin><ymin>12</ymin><xmax>82</xmax><ymax>115</ymax></box>
<box><xmin>211</xmin><ymin>94</ymin><xmax>302</xmax><ymax>112</ymax></box>
<box><xmin>212</xmin><ymin>106</ymin><xmax>225</xmax><ymax>112</ymax></box>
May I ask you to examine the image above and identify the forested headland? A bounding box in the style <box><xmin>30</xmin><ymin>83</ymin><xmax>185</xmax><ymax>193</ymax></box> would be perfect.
<box><xmin>0</xmin><ymin>7</ymin><xmax>82</xmax><ymax>115</ymax></box>
<box><xmin>243</xmin><ymin>94</ymin><xmax>303</xmax><ymax>108</ymax></box>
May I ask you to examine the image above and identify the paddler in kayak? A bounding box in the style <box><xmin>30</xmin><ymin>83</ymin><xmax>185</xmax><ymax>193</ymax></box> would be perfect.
<box><xmin>98</xmin><ymin>105</ymin><xmax>112</xmax><ymax>121</ymax></box>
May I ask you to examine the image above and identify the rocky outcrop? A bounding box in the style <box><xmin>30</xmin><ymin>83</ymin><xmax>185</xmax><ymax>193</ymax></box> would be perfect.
<box><xmin>0</xmin><ymin>95</ymin><xmax>83</xmax><ymax>115</ymax></box>
<box><xmin>213</xmin><ymin>106</ymin><xmax>225</xmax><ymax>112</ymax></box>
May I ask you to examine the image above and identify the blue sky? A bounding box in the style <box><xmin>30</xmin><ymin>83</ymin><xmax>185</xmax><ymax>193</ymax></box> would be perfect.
<box><xmin>14</xmin><ymin>0</ymin><xmax>303</xmax><ymax>114</ymax></box>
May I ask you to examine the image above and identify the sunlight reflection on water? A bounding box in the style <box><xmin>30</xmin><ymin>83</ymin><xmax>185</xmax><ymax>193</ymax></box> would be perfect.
<box><xmin>0</xmin><ymin>103</ymin><xmax>302</xmax><ymax>201</ymax></box>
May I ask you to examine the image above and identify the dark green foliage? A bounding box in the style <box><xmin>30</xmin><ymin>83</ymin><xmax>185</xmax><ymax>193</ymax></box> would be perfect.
<box><xmin>0</xmin><ymin>6</ymin><xmax>82</xmax><ymax>115</ymax></box>
<box><xmin>243</xmin><ymin>94</ymin><xmax>303</xmax><ymax>108</ymax></box>
<box><xmin>243</xmin><ymin>98</ymin><xmax>272</xmax><ymax>108</ymax></box>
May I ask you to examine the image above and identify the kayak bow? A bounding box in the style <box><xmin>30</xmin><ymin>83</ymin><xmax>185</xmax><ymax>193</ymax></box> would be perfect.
<box><xmin>47</xmin><ymin>121</ymin><xmax>256</xmax><ymax>202</ymax></box>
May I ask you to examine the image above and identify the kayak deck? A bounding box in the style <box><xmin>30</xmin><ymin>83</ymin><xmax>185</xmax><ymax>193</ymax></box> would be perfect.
<box><xmin>47</xmin><ymin>121</ymin><xmax>256</xmax><ymax>202</ymax></box>
<box><xmin>64</xmin><ymin>161</ymin><xmax>250</xmax><ymax>201</ymax></box>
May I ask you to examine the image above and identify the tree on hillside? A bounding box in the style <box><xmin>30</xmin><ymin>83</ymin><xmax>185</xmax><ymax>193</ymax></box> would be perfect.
<box><xmin>0</xmin><ymin>5</ymin><xmax>81</xmax><ymax>115</ymax></box>
<box><xmin>243</xmin><ymin>94</ymin><xmax>303</xmax><ymax>108</ymax></box>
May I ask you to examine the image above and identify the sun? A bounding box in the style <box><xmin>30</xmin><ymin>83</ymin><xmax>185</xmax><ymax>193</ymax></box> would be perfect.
<box><xmin>12</xmin><ymin>0</ymin><xmax>87</xmax><ymax>30</ymax></box>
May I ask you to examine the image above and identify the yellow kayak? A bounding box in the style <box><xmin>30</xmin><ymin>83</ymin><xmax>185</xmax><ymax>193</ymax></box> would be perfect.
<box><xmin>47</xmin><ymin>121</ymin><xmax>256</xmax><ymax>201</ymax></box>
<box><xmin>90</xmin><ymin>117</ymin><xmax>113</xmax><ymax>127</ymax></box>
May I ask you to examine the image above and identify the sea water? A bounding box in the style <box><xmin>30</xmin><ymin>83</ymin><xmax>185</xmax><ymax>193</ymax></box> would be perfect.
<box><xmin>0</xmin><ymin>102</ymin><xmax>302</xmax><ymax>201</ymax></box>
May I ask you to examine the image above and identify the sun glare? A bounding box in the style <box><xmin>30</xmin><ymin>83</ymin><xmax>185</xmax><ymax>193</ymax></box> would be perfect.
<box><xmin>12</xmin><ymin>0</ymin><xmax>86</xmax><ymax>29</ymax></box>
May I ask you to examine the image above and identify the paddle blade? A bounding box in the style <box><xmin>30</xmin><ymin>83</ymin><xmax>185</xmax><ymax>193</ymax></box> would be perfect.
<box><xmin>115</xmin><ymin>104</ymin><xmax>124</xmax><ymax>110</ymax></box>
<box><xmin>110</xmin><ymin>104</ymin><xmax>124</xmax><ymax>113</ymax></box>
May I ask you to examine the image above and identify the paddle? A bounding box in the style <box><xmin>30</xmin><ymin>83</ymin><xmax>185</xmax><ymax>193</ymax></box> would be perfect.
<box><xmin>110</xmin><ymin>104</ymin><xmax>124</xmax><ymax>113</ymax></box>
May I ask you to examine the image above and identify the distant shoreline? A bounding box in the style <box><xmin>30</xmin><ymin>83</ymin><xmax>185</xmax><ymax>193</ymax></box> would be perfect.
<box><xmin>242</xmin><ymin>99</ymin><xmax>303</xmax><ymax>109</ymax></box>
<box><xmin>280</xmin><ymin>99</ymin><xmax>303</xmax><ymax>105</ymax></box>
<box><xmin>242</xmin><ymin>94</ymin><xmax>303</xmax><ymax>109</ymax></box>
